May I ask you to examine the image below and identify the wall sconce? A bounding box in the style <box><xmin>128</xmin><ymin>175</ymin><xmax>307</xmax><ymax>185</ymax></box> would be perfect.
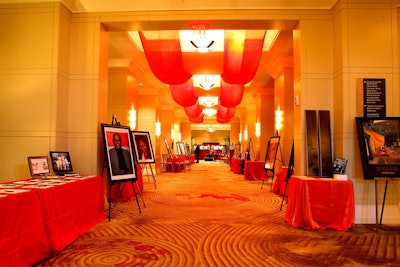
<box><xmin>244</xmin><ymin>129</ymin><xmax>248</xmax><ymax>141</ymax></box>
<box><xmin>155</xmin><ymin>121</ymin><xmax>161</xmax><ymax>137</ymax></box>
<box><xmin>239</xmin><ymin>132</ymin><xmax>242</xmax><ymax>142</ymax></box>
<box><xmin>171</xmin><ymin>129</ymin><xmax>175</xmax><ymax>140</ymax></box>
<box><xmin>128</xmin><ymin>106</ymin><xmax>136</xmax><ymax>130</ymax></box>
<box><xmin>255</xmin><ymin>121</ymin><xmax>261</xmax><ymax>137</ymax></box>
<box><xmin>275</xmin><ymin>107</ymin><xmax>284</xmax><ymax>135</ymax></box>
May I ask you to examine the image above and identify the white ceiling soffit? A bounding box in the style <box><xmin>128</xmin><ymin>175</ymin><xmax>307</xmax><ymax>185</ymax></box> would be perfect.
<box><xmin>7</xmin><ymin>0</ymin><xmax>339</xmax><ymax>13</ymax></box>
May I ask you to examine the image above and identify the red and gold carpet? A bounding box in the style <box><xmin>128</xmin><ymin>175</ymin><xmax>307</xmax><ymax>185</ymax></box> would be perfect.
<box><xmin>35</xmin><ymin>161</ymin><xmax>400</xmax><ymax>266</ymax></box>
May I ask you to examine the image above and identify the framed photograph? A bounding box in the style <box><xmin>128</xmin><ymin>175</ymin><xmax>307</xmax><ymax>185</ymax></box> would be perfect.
<box><xmin>101</xmin><ymin>123</ymin><xmax>137</xmax><ymax>183</ymax></box>
<box><xmin>28</xmin><ymin>156</ymin><xmax>50</xmax><ymax>177</ymax></box>
<box><xmin>331</xmin><ymin>157</ymin><xmax>348</xmax><ymax>175</ymax></box>
<box><xmin>49</xmin><ymin>151</ymin><xmax>74</xmax><ymax>175</ymax></box>
<box><xmin>132</xmin><ymin>131</ymin><xmax>155</xmax><ymax>164</ymax></box>
<box><xmin>177</xmin><ymin>141</ymin><xmax>187</xmax><ymax>155</ymax></box>
<box><xmin>264</xmin><ymin>136</ymin><xmax>280</xmax><ymax>170</ymax></box>
<box><xmin>355</xmin><ymin>117</ymin><xmax>400</xmax><ymax>179</ymax></box>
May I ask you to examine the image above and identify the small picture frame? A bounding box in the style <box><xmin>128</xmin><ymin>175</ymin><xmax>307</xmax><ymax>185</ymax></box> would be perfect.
<box><xmin>49</xmin><ymin>151</ymin><xmax>74</xmax><ymax>175</ymax></box>
<box><xmin>101</xmin><ymin>124</ymin><xmax>137</xmax><ymax>183</ymax></box>
<box><xmin>28</xmin><ymin>156</ymin><xmax>50</xmax><ymax>177</ymax></box>
<box><xmin>332</xmin><ymin>157</ymin><xmax>348</xmax><ymax>175</ymax></box>
<box><xmin>132</xmin><ymin>131</ymin><xmax>155</xmax><ymax>164</ymax></box>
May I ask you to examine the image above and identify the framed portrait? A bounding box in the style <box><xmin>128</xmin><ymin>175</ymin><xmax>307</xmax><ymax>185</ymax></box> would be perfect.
<box><xmin>132</xmin><ymin>131</ymin><xmax>155</xmax><ymax>164</ymax></box>
<box><xmin>49</xmin><ymin>151</ymin><xmax>74</xmax><ymax>175</ymax></box>
<box><xmin>264</xmin><ymin>136</ymin><xmax>280</xmax><ymax>170</ymax></box>
<box><xmin>101</xmin><ymin>123</ymin><xmax>137</xmax><ymax>183</ymax></box>
<box><xmin>177</xmin><ymin>141</ymin><xmax>187</xmax><ymax>155</ymax></box>
<box><xmin>28</xmin><ymin>156</ymin><xmax>50</xmax><ymax>177</ymax></box>
<box><xmin>355</xmin><ymin>117</ymin><xmax>400</xmax><ymax>179</ymax></box>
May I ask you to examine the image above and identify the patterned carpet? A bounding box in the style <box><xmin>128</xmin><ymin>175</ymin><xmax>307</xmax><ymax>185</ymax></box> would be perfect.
<box><xmin>35</xmin><ymin>161</ymin><xmax>400</xmax><ymax>267</ymax></box>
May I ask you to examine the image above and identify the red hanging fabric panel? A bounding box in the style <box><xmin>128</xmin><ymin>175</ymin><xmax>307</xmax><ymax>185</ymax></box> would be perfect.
<box><xmin>219</xmin><ymin>81</ymin><xmax>244</xmax><ymax>108</ymax></box>
<box><xmin>184</xmin><ymin>101</ymin><xmax>202</xmax><ymax>118</ymax></box>
<box><xmin>139</xmin><ymin>32</ymin><xmax>191</xmax><ymax>85</ymax></box>
<box><xmin>221</xmin><ymin>30</ymin><xmax>265</xmax><ymax>84</ymax></box>
<box><xmin>189</xmin><ymin>113</ymin><xmax>204</xmax><ymax>123</ymax></box>
<box><xmin>217</xmin><ymin>104</ymin><xmax>235</xmax><ymax>119</ymax></box>
<box><xmin>216</xmin><ymin>115</ymin><xmax>231</xmax><ymax>123</ymax></box>
<box><xmin>170</xmin><ymin>80</ymin><xmax>198</xmax><ymax>107</ymax></box>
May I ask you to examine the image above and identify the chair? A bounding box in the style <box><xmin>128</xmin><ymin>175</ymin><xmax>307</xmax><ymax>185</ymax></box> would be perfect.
<box><xmin>161</xmin><ymin>154</ymin><xmax>175</xmax><ymax>173</ymax></box>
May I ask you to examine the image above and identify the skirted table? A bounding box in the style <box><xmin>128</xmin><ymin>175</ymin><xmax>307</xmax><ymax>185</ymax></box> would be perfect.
<box><xmin>284</xmin><ymin>176</ymin><xmax>355</xmax><ymax>231</ymax></box>
<box><xmin>0</xmin><ymin>175</ymin><xmax>105</xmax><ymax>266</ymax></box>
<box><xmin>230</xmin><ymin>157</ymin><xmax>245</xmax><ymax>174</ymax></box>
<box><xmin>244</xmin><ymin>160</ymin><xmax>265</xmax><ymax>180</ymax></box>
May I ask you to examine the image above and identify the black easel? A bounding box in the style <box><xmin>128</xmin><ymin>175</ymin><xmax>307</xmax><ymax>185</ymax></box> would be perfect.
<box><xmin>374</xmin><ymin>177</ymin><xmax>397</xmax><ymax>232</ymax></box>
<box><xmin>280</xmin><ymin>141</ymin><xmax>294</xmax><ymax>211</ymax></box>
<box><xmin>102</xmin><ymin>115</ymin><xmax>143</xmax><ymax>221</ymax></box>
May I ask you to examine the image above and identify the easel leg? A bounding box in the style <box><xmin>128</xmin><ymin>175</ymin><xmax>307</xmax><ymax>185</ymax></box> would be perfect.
<box><xmin>280</xmin><ymin>180</ymin><xmax>289</xmax><ymax>211</ymax></box>
<box><xmin>134</xmin><ymin>180</ymin><xmax>146</xmax><ymax>208</ymax></box>
<box><xmin>148</xmin><ymin>163</ymin><xmax>157</xmax><ymax>189</ymax></box>
<box><xmin>131</xmin><ymin>181</ymin><xmax>142</xmax><ymax>213</ymax></box>
<box><xmin>261</xmin><ymin>170</ymin><xmax>268</xmax><ymax>189</ymax></box>
<box><xmin>114</xmin><ymin>183</ymin><xmax>123</xmax><ymax>207</ymax></box>
<box><xmin>375</xmin><ymin>179</ymin><xmax>378</xmax><ymax>232</ymax></box>
<box><xmin>108</xmin><ymin>183</ymin><xmax>112</xmax><ymax>221</ymax></box>
<box><xmin>380</xmin><ymin>180</ymin><xmax>388</xmax><ymax>225</ymax></box>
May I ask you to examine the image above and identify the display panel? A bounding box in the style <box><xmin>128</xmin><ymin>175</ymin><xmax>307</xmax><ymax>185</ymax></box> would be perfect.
<box><xmin>355</xmin><ymin>117</ymin><xmax>400</xmax><ymax>179</ymax></box>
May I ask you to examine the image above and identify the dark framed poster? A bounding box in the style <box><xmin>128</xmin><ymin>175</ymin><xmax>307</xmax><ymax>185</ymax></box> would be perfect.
<box><xmin>101</xmin><ymin>124</ymin><xmax>137</xmax><ymax>183</ymax></box>
<box><xmin>363</xmin><ymin>78</ymin><xmax>386</xmax><ymax>118</ymax></box>
<box><xmin>355</xmin><ymin>117</ymin><xmax>400</xmax><ymax>179</ymax></box>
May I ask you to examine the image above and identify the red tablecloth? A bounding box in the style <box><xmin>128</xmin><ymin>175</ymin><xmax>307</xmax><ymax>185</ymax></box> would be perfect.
<box><xmin>244</xmin><ymin>161</ymin><xmax>265</xmax><ymax>180</ymax></box>
<box><xmin>272</xmin><ymin>167</ymin><xmax>289</xmax><ymax>195</ymax></box>
<box><xmin>0</xmin><ymin>175</ymin><xmax>105</xmax><ymax>266</ymax></box>
<box><xmin>231</xmin><ymin>157</ymin><xmax>245</xmax><ymax>174</ymax></box>
<box><xmin>38</xmin><ymin>175</ymin><xmax>105</xmax><ymax>252</ymax></box>
<box><xmin>0</xmin><ymin>190</ymin><xmax>49</xmax><ymax>267</ymax></box>
<box><xmin>108</xmin><ymin>165</ymin><xmax>144</xmax><ymax>203</ymax></box>
<box><xmin>285</xmin><ymin>176</ymin><xmax>355</xmax><ymax>231</ymax></box>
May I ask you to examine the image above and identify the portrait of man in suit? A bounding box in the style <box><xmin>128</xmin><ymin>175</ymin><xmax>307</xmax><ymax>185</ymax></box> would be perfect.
<box><xmin>109</xmin><ymin>132</ymin><xmax>134</xmax><ymax>175</ymax></box>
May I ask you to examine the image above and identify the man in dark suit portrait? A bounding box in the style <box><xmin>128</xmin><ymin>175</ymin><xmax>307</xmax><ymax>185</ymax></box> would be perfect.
<box><xmin>109</xmin><ymin>132</ymin><xmax>133</xmax><ymax>175</ymax></box>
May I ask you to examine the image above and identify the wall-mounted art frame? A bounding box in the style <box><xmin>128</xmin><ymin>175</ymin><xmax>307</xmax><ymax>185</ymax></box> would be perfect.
<box><xmin>264</xmin><ymin>136</ymin><xmax>280</xmax><ymax>170</ymax></box>
<box><xmin>49</xmin><ymin>151</ymin><xmax>74</xmax><ymax>175</ymax></box>
<box><xmin>355</xmin><ymin>117</ymin><xmax>400</xmax><ymax>179</ymax></box>
<box><xmin>132</xmin><ymin>131</ymin><xmax>155</xmax><ymax>164</ymax></box>
<box><xmin>28</xmin><ymin>156</ymin><xmax>50</xmax><ymax>177</ymax></box>
<box><xmin>101</xmin><ymin>123</ymin><xmax>137</xmax><ymax>183</ymax></box>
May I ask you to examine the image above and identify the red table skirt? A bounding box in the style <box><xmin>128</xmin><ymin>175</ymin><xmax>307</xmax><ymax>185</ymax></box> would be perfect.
<box><xmin>285</xmin><ymin>176</ymin><xmax>355</xmax><ymax>231</ymax></box>
<box><xmin>244</xmin><ymin>161</ymin><xmax>265</xmax><ymax>180</ymax></box>
<box><xmin>231</xmin><ymin>157</ymin><xmax>245</xmax><ymax>174</ymax></box>
<box><xmin>107</xmin><ymin>164</ymin><xmax>144</xmax><ymax>203</ymax></box>
<box><xmin>272</xmin><ymin>167</ymin><xmax>289</xmax><ymax>195</ymax></box>
<box><xmin>0</xmin><ymin>175</ymin><xmax>105</xmax><ymax>266</ymax></box>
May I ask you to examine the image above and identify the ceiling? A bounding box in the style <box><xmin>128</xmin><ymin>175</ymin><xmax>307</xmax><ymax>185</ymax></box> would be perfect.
<box><xmin>106</xmin><ymin>22</ymin><xmax>295</xmax><ymax>129</ymax></box>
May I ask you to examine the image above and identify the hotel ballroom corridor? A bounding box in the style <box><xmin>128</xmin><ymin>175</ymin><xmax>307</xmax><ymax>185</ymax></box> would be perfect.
<box><xmin>35</xmin><ymin>161</ymin><xmax>400</xmax><ymax>267</ymax></box>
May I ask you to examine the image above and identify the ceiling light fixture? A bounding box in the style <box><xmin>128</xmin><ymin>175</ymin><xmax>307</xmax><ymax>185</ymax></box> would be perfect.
<box><xmin>199</xmin><ymin>96</ymin><xmax>219</xmax><ymax>108</ymax></box>
<box><xmin>202</xmin><ymin>108</ymin><xmax>217</xmax><ymax>117</ymax></box>
<box><xmin>207</xmin><ymin>125</ymin><xmax>216</xmax><ymax>133</ymax></box>
<box><xmin>193</xmin><ymin>75</ymin><xmax>221</xmax><ymax>90</ymax></box>
<box><xmin>190</xmin><ymin>24</ymin><xmax>215</xmax><ymax>53</ymax></box>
